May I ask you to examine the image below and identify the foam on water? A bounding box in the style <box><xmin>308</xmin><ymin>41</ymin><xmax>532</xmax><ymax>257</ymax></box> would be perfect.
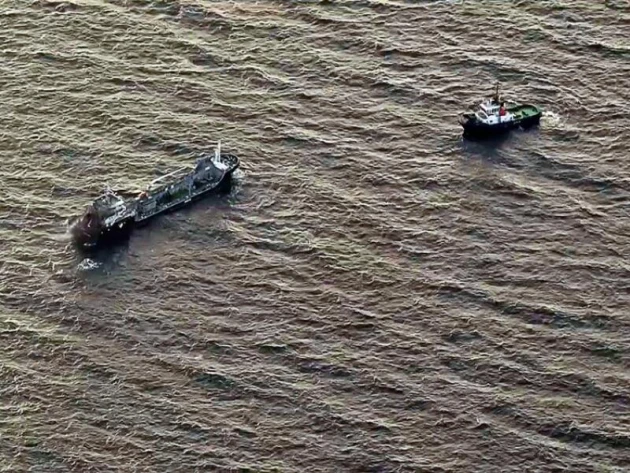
<box><xmin>76</xmin><ymin>258</ymin><xmax>101</xmax><ymax>271</ymax></box>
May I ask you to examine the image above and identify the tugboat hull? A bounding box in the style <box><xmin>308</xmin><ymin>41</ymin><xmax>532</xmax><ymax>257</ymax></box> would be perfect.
<box><xmin>459</xmin><ymin>104</ymin><xmax>542</xmax><ymax>139</ymax></box>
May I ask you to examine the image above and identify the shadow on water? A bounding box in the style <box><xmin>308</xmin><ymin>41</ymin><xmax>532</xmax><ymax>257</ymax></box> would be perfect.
<box><xmin>460</xmin><ymin>133</ymin><xmax>512</xmax><ymax>157</ymax></box>
<box><xmin>453</xmin><ymin>126</ymin><xmax>628</xmax><ymax>196</ymax></box>
<box><xmin>454</xmin><ymin>125</ymin><xmax>544</xmax><ymax>166</ymax></box>
<box><xmin>72</xmin><ymin>235</ymin><xmax>133</xmax><ymax>278</ymax></box>
<box><xmin>454</xmin><ymin>131</ymin><xmax>519</xmax><ymax>169</ymax></box>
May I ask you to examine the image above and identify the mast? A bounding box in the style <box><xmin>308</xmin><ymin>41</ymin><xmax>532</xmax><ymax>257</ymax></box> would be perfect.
<box><xmin>215</xmin><ymin>140</ymin><xmax>221</xmax><ymax>161</ymax></box>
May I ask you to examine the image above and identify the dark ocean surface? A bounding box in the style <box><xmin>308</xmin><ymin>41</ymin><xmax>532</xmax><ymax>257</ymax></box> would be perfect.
<box><xmin>1</xmin><ymin>1</ymin><xmax>629</xmax><ymax>472</ymax></box>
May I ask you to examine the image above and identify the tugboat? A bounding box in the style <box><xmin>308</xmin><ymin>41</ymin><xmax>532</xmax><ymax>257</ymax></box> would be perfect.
<box><xmin>70</xmin><ymin>141</ymin><xmax>239</xmax><ymax>249</ymax></box>
<box><xmin>458</xmin><ymin>83</ymin><xmax>543</xmax><ymax>138</ymax></box>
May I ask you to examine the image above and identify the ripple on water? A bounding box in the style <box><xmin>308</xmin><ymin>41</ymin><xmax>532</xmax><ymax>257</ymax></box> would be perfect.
<box><xmin>1</xmin><ymin>1</ymin><xmax>630</xmax><ymax>472</ymax></box>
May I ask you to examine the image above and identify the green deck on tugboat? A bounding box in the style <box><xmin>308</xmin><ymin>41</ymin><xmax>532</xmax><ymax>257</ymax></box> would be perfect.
<box><xmin>508</xmin><ymin>104</ymin><xmax>542</xmax><ymax>120</ymax></box>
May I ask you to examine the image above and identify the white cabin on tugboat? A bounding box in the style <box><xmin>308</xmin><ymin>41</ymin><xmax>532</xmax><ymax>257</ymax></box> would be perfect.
<box><xmin>475</xmin><ymin>100</ymin><xmax>513</xmax><ymax>125</ymax></box>
<box><xmin>473</xmin><ymin>84</ymin><xmax>515</xmax><ymax>126</ymax></box>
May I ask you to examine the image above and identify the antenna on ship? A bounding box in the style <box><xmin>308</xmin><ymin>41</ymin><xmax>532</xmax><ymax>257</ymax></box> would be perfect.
<box><xmin>215</xmin><ymin>140</ymin><xmax>221</xmax><ymax>161</ymax></box>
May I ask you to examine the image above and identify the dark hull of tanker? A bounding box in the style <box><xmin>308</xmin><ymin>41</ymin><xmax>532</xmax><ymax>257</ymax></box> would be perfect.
<box><xmin>459</xmin><ymin>112</ymin><xmax>541</xmax><ymax>139</ymax></box>
<box><xmin>70</xmin><ymin>216</ymin><xmax>134</xmax><ymax>251</ymax></box>
<box><xmin>72</xmin><ymin>169</ymin><xmax>236</xmax><ymax>251</ymax></box>
<box><xmin>135</xmin><ymin>170</ymin><xmax>235</xmax><ymax>228</ymax></box>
